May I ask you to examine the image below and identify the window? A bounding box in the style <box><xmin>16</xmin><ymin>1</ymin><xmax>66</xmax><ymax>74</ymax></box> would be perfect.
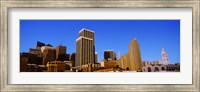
<box><xmin>162</xmin><ymin>67</ymin><xmax>165</xmax><ymax>70</ymax></box>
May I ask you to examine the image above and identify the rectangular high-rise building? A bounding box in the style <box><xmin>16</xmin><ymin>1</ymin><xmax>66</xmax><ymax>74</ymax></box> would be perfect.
<box><xmin>76</xmin><ymin>36</ymin><xmax>94</xmax><ymax>66</ymax></box>
<box><xmin>79</xmin><ymin>28</ymin><xmax>94</xmax><ymax>41</ymax></box>
<box><xmin>76</xmin><ymin>28</ymin><xmax>95</xmax><ymax>67</ymax></box>
<box><xmin>56</xmin><ymin>45</ymin><xmax>66</xmax><ymax>60</ymax></box>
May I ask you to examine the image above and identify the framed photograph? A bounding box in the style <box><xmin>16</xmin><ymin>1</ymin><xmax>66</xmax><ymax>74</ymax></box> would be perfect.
<box><xmin>0</xmin><ymin>0</ymin><xmax>199</xmax><ymax>91</ymax></box>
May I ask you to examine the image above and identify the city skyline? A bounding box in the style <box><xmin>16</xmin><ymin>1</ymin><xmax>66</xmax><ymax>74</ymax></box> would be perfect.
<box><xmin>20</xmin><ymin>20</ymin><xmax>180</xmax><ymax>64</ymax></box>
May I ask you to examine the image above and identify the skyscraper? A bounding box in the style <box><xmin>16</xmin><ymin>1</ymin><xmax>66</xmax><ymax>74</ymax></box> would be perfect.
<box><xmin>55</xmin><ymin>45</ymin><xmax>67</xmax><ymax>61</ymax></box>
<box><xmin>128</xmin><ymin>38</ymin><xmax>142</xmax><ymax>72</ymax></box>
<box><xmin>104</xmin><ymin>50</ymin><xmax>117</xmax><ymax>61</ymax></box>
<box><xmin>75</xmin><ymin>28</ymin><xmax>95</xmax><ymax>67</ymax></box>
<box><xmin>161</xmin><ymin>48</ymin><xmax>169</xmax><ymax>65</ymax></box>
<box><xmin>41</xmin><ymin>45</ymin><xmax>55</xmax><ymax>65</ymax></box>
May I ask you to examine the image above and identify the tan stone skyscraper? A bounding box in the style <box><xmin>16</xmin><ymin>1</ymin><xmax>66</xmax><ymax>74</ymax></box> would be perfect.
<box><xmin>76</xmin><ymin>28</ymin><xmax>95</xmax><ymax>67</ymax></box>
<box><xmin>128</xmin><ymin>38</ymin><xmax>142</xmax><ymax>72</ymax></box>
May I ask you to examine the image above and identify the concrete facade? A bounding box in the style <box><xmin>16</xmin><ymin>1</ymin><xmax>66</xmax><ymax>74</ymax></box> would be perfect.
<box><xmin>100</xmin><ymin>60</ymin><xmax>118</xmax><ymax>68</ymax></box>
<box><xmin>76</xmin><ymin>28</ymin><xmax>95</xmax><ymax>67</ymax></box>
<box><xmin>42</xmin><ymin>46</ymin><xmax>55</xmax><ymax>65</ymax></box>
<box><xmin>117</xmin><ymin>38</ymin><xmax>142</xmax><ymax>72</ymax></box>
<box><xmin>128</xmin><ymin>38</ymin><xmax>142</xmax><ymax>72</ymax></box>
<box><xmin>142</xmin><ymin>64</ymin><xmax>166</xmax><ymax>72</ymax></box>
<box><xmin>56</xmin><ymin>45</ymin><xmax>66</xmax><ymax>60</ymax></box>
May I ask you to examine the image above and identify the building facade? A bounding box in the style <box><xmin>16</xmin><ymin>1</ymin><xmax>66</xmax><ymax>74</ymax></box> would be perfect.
<box><xmin>142</xmin><ymin>64</ymin><xmax>166</xmax><ymax>72</ymax></box>
<box><xmin>100</xmin><ymin>60</ymin><xmax>118</xmax><ymax>68</ymax></box>
<box><xmin>118</xmin><ymin>53</ymin><xmax>130</xmax><ymax>70</ymax></box>
<box><xmin>142</xmin><ymin>60</ymin><xmax>162</xmax><ymax>67</ymax></box>
<box><xmin>75</xmin><ymin>28</ymin><xmax>95</xmax><ymax>67</ymax></box>
<box><xmin>128</xmin><ymin>38</ymin><xmax>142</xmax><ymax>72</ymax></box>
<box><xmin>116</xmin><ymin>38</ymin><xmax>142</xmax><ymax>72</ymax></box>
<box><xmin>46</xmin><ymin>61</ymin><xmax>66</xmax><ymax>72</ymax></box>
<box><xmin>42</xmin><ymin>45</ymin><xmax>55</xmax><ymax>65</ymax></box>
<box><xmin>29</xmin><ymin>48</ymin><xmax>42</xmax><ymax>57</ymax></box>
<box><xmin>104</xmin><ymin>50</ymin><xmax>117</xmax><ymax>61</ymax></box>
<box><xmin>20</xmin><ymin>52</ymin><xmax>38</xmax><ymax>64</ymax></box>
<box><xmin>56</xmin><ymin>45</ymin><xmax>66</xmax><ymax>60</ymax></box>
<box><xmin>142</xmin><ymin>63</ymin><xmax>180</xmax><ymax>72</ymax></box>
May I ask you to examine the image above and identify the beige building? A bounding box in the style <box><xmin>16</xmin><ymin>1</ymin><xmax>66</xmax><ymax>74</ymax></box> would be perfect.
<box><xmin>41</xmin><ymin>45</ymin><xmax>54</xmax><ymax>53</ymax></box>
<box><xmin>56</xmin><ymin>45</ymin><xmax>66</xmax><ymax>60</ymax></box>
<box><xmin>28</xmin><ymin>41</ymin><xmax>45</xmax><ymax>57</ymax></box>
<box><xmin>47</xmin><ymin>62</ymin><xmax>57</xmax><ymax>72</ymax></box>
<box><xmin>117</xmin><ymin>38</ymin><xmax>142</xmax><ymax>72</ymax></box>
<box><xmin>128</xmin><ymin>38</ymin><xmax>142</xmax><ymax>72</ymax></box>
<box><xmin>47</xmin><ymin>61</ymin><xmax>66</xmax><ymax>72</ymax></box>
<box><xmin>42</xmin><ymin>46</ymin><xmax>55</xmax><ymax>65</ymax></box>
<box><xmin>76</xmin><ymin>28</ymin><xmax>95</xmax><ymax>67</ymax></box>
<box><xmin>100</xmin><ymin>60</ymin><xmax>118</xmax><ymax>68</ymax></box>
<box><xmin>76</xmin><ymin>63</ymin><xmax>101</xmax><ymax>72</ymax></box>
<box><xmin>79</xmin><ymin>28</ymin><xmax>95</xmax><ymax>41</ymax></box>
<box><xmin>117</xmin><ymin>53</ymin><xmax>130</xmax><ymax>70</ymax></box>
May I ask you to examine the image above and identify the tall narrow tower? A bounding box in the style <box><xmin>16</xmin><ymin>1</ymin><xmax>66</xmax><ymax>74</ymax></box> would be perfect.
<box><xmin>75</xmin><ymin>28</ymin><xmax>95</xmax><ymax>67</ymax></box>
<box><xmin>128</xmin><ymin>38</ymin><xmax>142</xmax><ymax>72</ymax></box>
<box><xmin>161</xmin><ymin>48</ymin><xmax>169</xmax><ymax>65</ymax></box>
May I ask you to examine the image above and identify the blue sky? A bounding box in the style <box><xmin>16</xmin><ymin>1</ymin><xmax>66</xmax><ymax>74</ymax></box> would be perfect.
<box><xmin>20</xmin><ymin>20</ymin><xmax>180</xmax><ymax>64</ymax></box>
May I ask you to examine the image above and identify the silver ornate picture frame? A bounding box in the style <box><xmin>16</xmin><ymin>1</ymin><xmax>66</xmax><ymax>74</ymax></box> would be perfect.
<box><xmin>0</xmin><ymin>0</ymin><xmax>199</xmax><ymax>91</ymax></box>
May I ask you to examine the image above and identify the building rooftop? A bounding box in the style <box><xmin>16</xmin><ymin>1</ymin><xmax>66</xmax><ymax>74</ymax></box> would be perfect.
<box><xmin>76</xmin><ymin>36</ymin><xmax>93</xmax><ymax>41</ymax></box>
<box><xmin>79</xmin><ymin>28</ymin><xmax>95</xmax><ymax>33</ymax></box>
<box><xmin>36</xmin><ymin>41</ymin><xmax>45</xmax><ymax>47</ymax></box>
<box><xmin>46</xmin><ymin>44</ymin><xmax>53</xmax><ymax>47</ymax></box>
